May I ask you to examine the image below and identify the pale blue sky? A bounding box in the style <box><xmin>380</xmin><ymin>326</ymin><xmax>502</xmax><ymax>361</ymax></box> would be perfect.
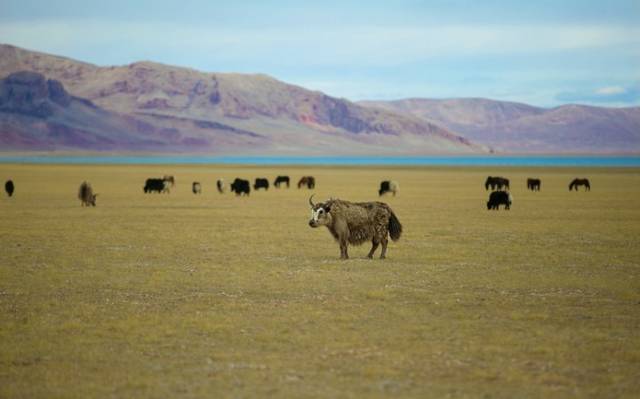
<box><xmin>1</xmin><ymin>0</ymin><xmax>639</xmax><ymax>106</ymax></box>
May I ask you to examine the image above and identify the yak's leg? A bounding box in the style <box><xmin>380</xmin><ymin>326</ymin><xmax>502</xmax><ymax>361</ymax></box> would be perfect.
<box><xmin>367</xmin><ymin>239</ymin><xmax>379</xmax><ymax>259</ymax></box>
<box><xmin>380</xmin><ymin>237</ymin><xmax>389</xmax><ymax>259</ymax></box>
<box><xmin>340</xmin><ymin>241</ymin><xmax>349</xmax><ymax>259</ymax></box>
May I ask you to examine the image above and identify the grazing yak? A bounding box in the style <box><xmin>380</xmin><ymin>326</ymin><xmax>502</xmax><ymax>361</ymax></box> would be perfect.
<box><xmin>216</xmin><ymin>179</ymin><xmax>225</xmax><ymax>193</ymax></box>
<box><xmin>5</xmin><ymin>180</ymin><xmax>14</xmax><ymax>197</ymax></box>
<box><xmin>254</xmin><ymin>178</ymin><xmax>269</xmax><ymax>191</ymax></box>
<box><xmin>527</xmin><ymin>178</ymin><xmax>541</xmax><ymax>191</ymax></box>
<box><xmin>274</xmin><ymin>175</ymin><xmax>290</xmax><ymax>188</ymax></box>
<box><xmin>308</xmin><ymin>195</ymin><xmax>402</xmax><ymax>259</ymax></box>
<box><xmin>298</xmin><ymin>176</ymin><xmax>316</xmax><ymax>189</ymax></box>
<box><xmin>569</xmin><ymin>178</ymin><xmax>590</xmax><ymax>191</ymax></box>
<box><xmin>379</xmin><ymin>180</ymin><xmax>399</xmax><ymax>196</ymax></box>
<box><xmin>144</xmin><ymin>178</ymin><xmax>169</xmax><ymax>193</ymax></box>
<box><xmin>231</xmin><ymin>178</ymin><xmax>251</xmax><ymax>196</ymax></box>
<box><xmin>485</xmin><ymin>176</ymin><xmax>510</xmax><ymax>191</ymax></box>
<box><xmin>163</xmin><ymin>175</ymin><xmax>175</xmax><ymax>187</ymax></box>
<box><xmin>487</xmin><ymin>191</ymin><xmax>512</xmax><ymax>210</ymax></box>
<box><xmin>78</xmin><ymin>181</ymin><xmax>98</xmax><ymax>206</ymax></box>
<box><xmin>192</xmin><ymin>182</ymin><xmax>202</xmax><ymax>194</ymax></box>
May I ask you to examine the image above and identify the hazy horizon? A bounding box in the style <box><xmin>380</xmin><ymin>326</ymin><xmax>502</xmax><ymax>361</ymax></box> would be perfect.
<box><xmin>1</xmin><ymin>0</ymin><xmax>639</xmax><ymax>107</ymax></box>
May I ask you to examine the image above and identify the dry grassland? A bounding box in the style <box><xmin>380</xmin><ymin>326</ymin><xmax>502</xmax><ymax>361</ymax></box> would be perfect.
<box><xmin>1</xmin><ymin>164</ymin><xmax>639</xmax><ymax>398</ymax></box>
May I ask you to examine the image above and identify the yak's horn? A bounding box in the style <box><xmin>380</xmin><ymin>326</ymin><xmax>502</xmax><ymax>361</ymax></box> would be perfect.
<box><xmin>309</xmin><ymin>194</ymin><xmax>315</xmax><ymax>207</ymax></box>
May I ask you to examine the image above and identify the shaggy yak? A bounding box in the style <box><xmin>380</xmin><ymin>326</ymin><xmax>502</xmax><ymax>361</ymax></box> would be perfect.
<box><xmin>274</xmin><ymin>175</ymin><xmax>290</xmax><ymax>188</ymax></box>
<box><xmin>5</xmin><ymin>180</ymin><xmax>14</xmax><ymax>197</ymax></box>
<box><xmin>163</xmin><ymin>175</ymin><xmax>175</xmax><ymax>187</ymax></box>
<box><xmin>308</xmin><ymin>195</ymin><xmax>402</xmax><ymax>259</ymax></box>
<box><xmin>230</xmin><ymin>178</ymin><xmax>251</xmax><ymax>196</ymax></box>
<box><xmin>78</xmin><ymin>181</ymin><xmax>98</xmax><ymax>206</ymax></box>
<box><xmin>254</xmin><ymin>178</ymin><xmax>269</xmax><ymax>191</ymax></box>
<box><xmin>487</xmin><ymin>190</ymin><xmax>512</xmax><ymax>210</ymax></box>
<box><xmin>192</xmin><ymin>182</ymin><xmax>202</xmax><ymax>194</ymax></box>
<box><xmin>485</xmin><ymin>176</ymin><xmax>510</xmax><ymax>191</ymax></box>
<box><xmin>379</xmin><ymin>180</ymin><xmax>399</xmax><ymax>196</ymax></box>
<box><xmin>527</xmin><ymin>178</ymin><xmax>541</xmax><ymax>191</ymax></box>
<box><xmin>298</xmin><ymin>176</ymin><xmax>316</xmax><ymax>189</ymax></box>
<box><xmin>216</xmin><ymin>179</ymin><xmax>225</xmax><ymax>193</ymax></box>
<box><xmin>569</xmin><ymin>178</ymin><xmax>590</xmax><ymax>191</ymax></box>
<box><xmin>144</xmin><ymin>178</ymin><xmax>168</xmax><ymax>193</ymax></box>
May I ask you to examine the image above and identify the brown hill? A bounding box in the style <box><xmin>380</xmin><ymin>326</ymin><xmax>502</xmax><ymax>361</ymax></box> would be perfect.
<box><xmin>360</xmin><ymin>98</ymin><xmax>640</xmax><ymax>153</ymax></box>
<box><xmin>0</xmin><ymin>44</ymin><xmax>482</xmax><ymax>154</ymax></box>
<box><xmin>0</xmin><ymin>71</ymin><xmax>165</xmax><ymax>151</ymax></box>
<box><xmin>0</xmin><ymin>71</ymin><xmax>267</xmax><ymax>151</ymax></box>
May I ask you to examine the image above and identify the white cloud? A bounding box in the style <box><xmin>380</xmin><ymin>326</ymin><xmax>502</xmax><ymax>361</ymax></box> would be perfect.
<box><xmin>595</xmin><ymin>86</ymin><xmax>626</xmax><ymax>95</ymax></box>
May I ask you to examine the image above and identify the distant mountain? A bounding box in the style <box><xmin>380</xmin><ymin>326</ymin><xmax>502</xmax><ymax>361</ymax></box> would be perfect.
<box><xmin>0</xmin><ymin>71</ymin><xmax>163</xmax><ymax>151</ymax></box>
<box><xmin>360</xmin><ymin>98</ymin><xmax>640</xmax><ymax>153</ymax></box>
<box><xmin>0</xmin><ymin>44</ymin><xmax>482</xmax><ymax>154</ymax></box>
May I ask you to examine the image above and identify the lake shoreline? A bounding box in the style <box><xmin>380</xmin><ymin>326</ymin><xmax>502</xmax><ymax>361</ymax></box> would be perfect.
<box><xmin>1</xmin><ymin>154</ymin><xmax>640</xmax><ymax>167</ymax></box>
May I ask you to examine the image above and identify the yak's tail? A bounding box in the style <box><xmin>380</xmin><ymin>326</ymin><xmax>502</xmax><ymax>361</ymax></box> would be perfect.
<box><xmin>389</xmin><ymin>210</ymin><xmax>403</xmax><ymax>241</ymax></box>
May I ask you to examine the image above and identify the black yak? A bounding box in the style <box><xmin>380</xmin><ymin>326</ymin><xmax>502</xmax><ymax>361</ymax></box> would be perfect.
<box><xmin>485</xmin><ymin>176</ymin><xmax>510</xmax><ymax>191</ymax></box>
<box><xmin>527</xmin><ymin>178</ymin><xmax>541</xmax><ymax>191</ymax></box>
<box><xmin>5</xmin><ymin>180</ymin><xmax>14</xmax><ymax>197</ymax></box>
<box><xmin>254</xmin><ymin>178</ymin><xmax>269</xmax><ymax>191</ymax></box>
<box><xmin>274</xmin><ymin>175</ymin><xmax>290</xmax><ymax>188</ymax></box>
<box><xmin>230</xmin><ymin>178</ymin><xmax>251</xmax><ymax>196</ymax></box>
<box><xmin>487</xmin><ymin>191</ymin><xmax>512</xmax><ymax>210</ymax></box>
<box><xmin>144</xmin><ymin>178</ymin><xmax>166</xmax><ymax>193</ymax></box>
<box><xmin>569</xmin><ymin>178</ymin><xmax>590</xmax><ymax>191</ymax></box>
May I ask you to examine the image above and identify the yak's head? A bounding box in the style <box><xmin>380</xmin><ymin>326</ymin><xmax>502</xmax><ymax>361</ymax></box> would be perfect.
<box><xmin>90</xmin><ymin>194</ymin><xmax>98</xmax><ymax>206</ymax></box>
<box><xmin>484</xmin><ymin>176</ymin><xmax>492</xmax><ymax>190</ymax></box>
<box><xmin>308</xmin><ymin>195</ymin><xmax>332</xmax><ymax>228</ymax></box>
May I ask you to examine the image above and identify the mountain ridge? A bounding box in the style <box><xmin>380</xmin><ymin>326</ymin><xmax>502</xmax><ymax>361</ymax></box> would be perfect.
<box><xmin>2</xmin><ymin>44</ymin><xmax>638</xmax><ymax>154</ymax></box>
<box><xmin>359</xmin><ymin>98</ymin><xmax>640</xmax><ymax>153</ymax></box>
<box><xmin>0</xmin><ymin>44</ymin><xmax>483</xmax><ymax>154</ymax></box>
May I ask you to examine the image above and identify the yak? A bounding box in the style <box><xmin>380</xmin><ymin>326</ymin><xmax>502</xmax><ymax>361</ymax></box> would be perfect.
<box><xmin>485</xmin><ymin>176</ymin><xmax>510</xmax><ymax>191</ymax></box>
<box><xmin>78</xmin><ymin>181</ymin><xmax>98</xmax><ymax>207</ymax></box>
<box><xmin>274</xmin><ymin>175</ymin><xmax>290</xmax><ymax>188</ymax></box>
<box><xmin>163</xmin><ymin>175</ymin><xmax>175</xmax><ymax>187</ymax></box>
<box><xmin>298</xmin><ymin>176</ymin><xmax>316</xmax><ymax>189</ymax></box>
<box><xmin>231</xmin><ymin>178</ymin><xmax>251</xmax><ymax>196</ymax></box>
<box><xmin>308</xmin><ymin>195</ymin><xmax>402</xmax><ymax>259</ymax></box>
<box><xmin>192</xmin><ymin>182</ymin><xmax>202</xmax><ymax>194</ymax></box>
<box><xmin>527</xmin><ymin>178</ymin><xmax>541</xmax><ymax>191</ymax></box>
<box><xmin>569</xmin><ymin>178</ymin><xmax>590</xmax><ymax>191</ymax></box>
<box><xmin>5</xmin><ymin>180</ymin><xmax>14</xmax><ymax>197</ymax></box>
<box><xmin>254</xmin><ymin>178</ymin><xmax>269</xmax><ymax>191</ymax></box>
<box><xmin>217</xmin><ymin>179</ymin><xmax>225</xmax><ymax>193</ymax></box>
<box><xmin>379</xmin><ymin>180</ymin><xmax>399</xmax><ymax>196</ymax></box>
<box><xmin>487</xmin><ymin>191</ymin><xmax>512</xmax><ymax>210</ymax></box>
<box><xmin>144</xmin><ymin>178</ymin><xmax>166</xmax><ymax>193</ymax></box>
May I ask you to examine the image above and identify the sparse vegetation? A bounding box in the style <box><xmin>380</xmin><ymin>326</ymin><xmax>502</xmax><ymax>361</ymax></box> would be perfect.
<box><xmin>1</xmin><ymin>164</ymin><xmax>639</xmax><ymax>398</ymax></box>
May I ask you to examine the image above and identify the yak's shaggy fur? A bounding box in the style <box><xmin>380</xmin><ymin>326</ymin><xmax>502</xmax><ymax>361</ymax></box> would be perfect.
<box><xmin>527</xmin><ymin>178</ymin><xmax>541</xmax><ymax>191</ymax></box>
<box><xmin>78</xmin><ymin>181</ymin><xmax>97</xmax><ymax>206</ymax></box>
<box><xmin>485</xmin><ymin>176</ymin><xmax>510</xmax><ymax>191</ymax></box>
<box><xmin>5</xmin><ymin>180</ymin><xmax>14</xmax><ymax>197</ymax></box>
<box><xmin>309</xmin><ymin>196</ymin><xmax>402</xmax><ymax>259</ymax></box>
